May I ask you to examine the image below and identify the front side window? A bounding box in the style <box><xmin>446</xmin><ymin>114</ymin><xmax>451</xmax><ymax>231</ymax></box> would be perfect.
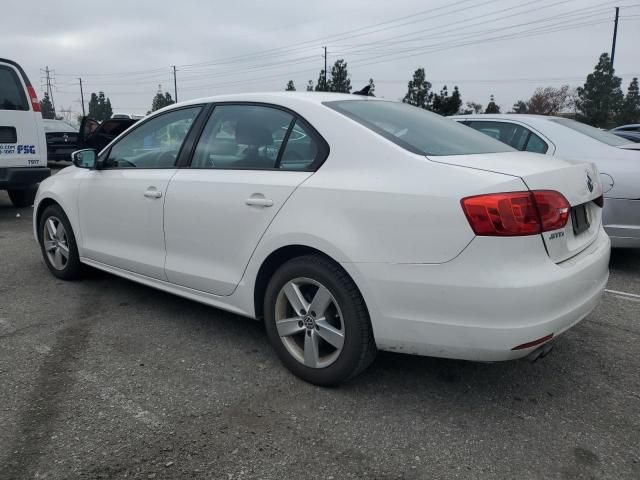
<box><xmin>192</xmin><ymin>105</ymin><xmax>297</xmax><ymax>169</ymax></box>
<box><xmin>0</xmin><ymin>66</ymin><xmax>28</xmax><ymax>111</ymax></box>
<box><xmin>105</xmin><ymin>107</ymin><xmax>201</xmax><ymax>168</ymax></box>
<box><xmin>324</xmin><ymin>100</ymin><xmax>513</xmax><ymax>156</ymax></box>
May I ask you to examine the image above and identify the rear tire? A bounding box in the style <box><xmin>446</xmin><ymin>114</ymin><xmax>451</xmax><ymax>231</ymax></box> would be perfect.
<box><xmin>264</xmin><ymin>255</ymin><xmax>377</xmax><ymax>386</ymax></box>
<box><xmin>8</xmin><ymin>186</ymin><xmax>37</xmax><ymax>207</ymax></box>
<box><xmin>38</xmin><ymin>204</ymin><xmax>83</xmax><ymax>280</ymax></box>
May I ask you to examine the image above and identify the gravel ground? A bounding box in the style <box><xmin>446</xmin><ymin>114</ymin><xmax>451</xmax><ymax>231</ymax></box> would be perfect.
<box><xmin>0</xmin><ymin>183</ymin><xmax>639</xmax><ymax>480</ymax></box>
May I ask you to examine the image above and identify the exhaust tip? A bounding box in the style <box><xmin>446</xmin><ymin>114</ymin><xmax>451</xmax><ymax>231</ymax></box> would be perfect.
<box><xmin>527</xmin><ymin>341</ymin><xmax>554</xmax><ymax>362</ymax></box>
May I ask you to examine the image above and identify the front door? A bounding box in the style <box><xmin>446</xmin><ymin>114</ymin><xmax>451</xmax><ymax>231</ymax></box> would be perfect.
<box><xmin>78</xmin><ymin>106</ymin><xmax>202</xmax><ymax>279</ymax></box>
<box><xmin>163</xmin><ymin>104</ymin><xmax>326</xmax><ymax>295</ymax></box>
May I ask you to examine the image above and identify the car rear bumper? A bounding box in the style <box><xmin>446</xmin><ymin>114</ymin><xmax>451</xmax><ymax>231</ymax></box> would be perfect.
<box><xmin>603</xmin><ymin>198</ymin><xmax>640</xmax><ymax>248</ymax></box>
<box><xmin>343</xmin><ymin>228</ymin><xmax>610</xmax><ymax>361</ymax></box>
<box><xmin>0</xmin><ymin>167</ymin><xmax>50</xmax><ymax>189</ymax></box>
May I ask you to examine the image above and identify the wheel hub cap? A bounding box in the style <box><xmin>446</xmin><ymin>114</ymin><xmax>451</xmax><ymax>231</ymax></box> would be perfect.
<box><xmin>303</xmin><ymin>315</ymin><xmax>316</xmax><ymax>330</ymax></box>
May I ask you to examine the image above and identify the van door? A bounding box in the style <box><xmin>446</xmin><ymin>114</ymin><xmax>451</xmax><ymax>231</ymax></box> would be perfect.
<box><xmin>0</xmin><ymin>62</ymin><xmax>45</xmax><ymax>168</ymax></box>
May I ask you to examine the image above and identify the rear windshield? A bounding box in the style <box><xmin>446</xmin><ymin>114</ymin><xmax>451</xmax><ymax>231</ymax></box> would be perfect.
<box><xmin>0</xmin><ymin>66</ymin><xmax>29</xmax><ymax>111</ymax></box>
<box><xmin>324</xmin><ymin>100</ymin><xmax>513</xmax><ymax>156</ymax></box>
<box><xmin>550</xmin><ymin>118</ymin><xmax>629</xmax><ymax>147</ymax></box>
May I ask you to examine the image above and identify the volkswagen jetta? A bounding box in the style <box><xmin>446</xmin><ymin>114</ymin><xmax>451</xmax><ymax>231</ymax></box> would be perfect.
<box><xmin>34</xmin><ymin>93</ymin><xmax>610</xmax><ymax>385</ymax></box>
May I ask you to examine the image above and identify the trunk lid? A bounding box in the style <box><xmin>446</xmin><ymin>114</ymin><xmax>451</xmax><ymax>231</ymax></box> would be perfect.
<box><xmin>430</xmin><ymin>151</ymin><xmax>604</xmax><ymax>263</ymax></box>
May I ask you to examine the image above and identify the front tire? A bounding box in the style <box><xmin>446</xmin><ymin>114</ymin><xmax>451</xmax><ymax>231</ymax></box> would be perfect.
<box><xmin>38</xmin><ymin>204</ymin><xmax>83</xmax><ymax>280</ymax></box>
<box><xmin>8</xmin><ymin>186</ymin><xmax>37</xmax><ymax>207</ymax></box>
<box><xmin>264</xmin><ymin>255</ymin><xmax>377</xmax><ymax>386</ymax></box>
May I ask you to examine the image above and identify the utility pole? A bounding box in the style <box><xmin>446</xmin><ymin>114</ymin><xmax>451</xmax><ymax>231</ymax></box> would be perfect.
<box><xmin>172</xmin><ymin>66</ymin><xmax>178</xmax><ymax>103</ymax></box>
<box><xmin>45</xmin><ymin>66</ymin><xmax>56</xmax><ymax>114</ymax></box>
<box><xmin>323</xmin><ymin>46</ymin><xmax>327</xmax><ymax>91</ymax></box>
<box><xmin>78</xmin><ymin>77</ymin><xmax>85</xmax><ymax>117</ymax></box>
<box><xmin>611</xmin><ymin>6</ymin><xmax>620</xmax><ymax>69</ymax></box>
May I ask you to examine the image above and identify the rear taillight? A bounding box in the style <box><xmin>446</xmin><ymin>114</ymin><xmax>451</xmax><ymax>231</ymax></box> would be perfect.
<box><xmin>26</xmin><ymin>85</ymin><xmax>41</xmax><ymax>112</ymax></box>
<box><xmin>532</xmin><ymin>190</ymin><xmax>571</xmax><ymax>232</ymax></box>
<box><xmin>593</xmin><ymin>195</ymin><xmax>604</xmax><ymax>208</ymax></box>
<box><xmin>461</xmin><ymin>190</ymin><xmax>570</xmax><ymax>237</ymax></box>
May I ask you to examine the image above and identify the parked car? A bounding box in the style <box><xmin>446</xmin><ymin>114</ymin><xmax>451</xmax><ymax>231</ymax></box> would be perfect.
<box><xmin>611</xmin><ymin>123</ymin><xmax>640</xmax><ymax>134</ymax></box>
<box><xmin>43</xmin><ymin>119</ymin><xmax>79</xmax><ymax>162</ymax></box>
<box><xmin>450</xmin><ymin>114</ymin><xmax>640</xmax><ymax>248</ymax></box>
<box><xmin>77</xmin><ymin>116</ymin><xmax>139</xmax><ymax>152</ymax></box>
<box><xmin>34</xmin><ymin>93</ymin><xmax>609</xmax><ymax>385</ymax></box>
<box><xmin>610</xmin><ymin>130</ymin><xmax>640</xmax><ymax>143</ymax></box>
<box><xmin>0</xmin><ymin>57</ymin><xmax>49</xmax><ymax>206</ymax></box>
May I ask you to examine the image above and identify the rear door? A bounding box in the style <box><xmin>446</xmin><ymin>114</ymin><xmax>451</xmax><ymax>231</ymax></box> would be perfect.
<box><xmin>0</xmin><ymin>62</ymin><xmax>45</xmax><ymax>168</ymax></box>
<box><xmin>163</xmin><ymin>103</ymin><xmax>328</xmax><ymax>296</ymax></box>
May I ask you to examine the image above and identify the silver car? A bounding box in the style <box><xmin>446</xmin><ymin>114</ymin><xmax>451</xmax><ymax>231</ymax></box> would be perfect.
<box><xmin>450</xmin><ymin>114</ymin><xmax>640</xmax><ymax>248</ymax></box>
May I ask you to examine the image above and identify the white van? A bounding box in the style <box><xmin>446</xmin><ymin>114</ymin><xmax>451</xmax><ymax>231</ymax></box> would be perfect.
<box><xmin>0</xmin><ymin>58</ymin><xmax>49</xmax><ymax>207</ymax></box>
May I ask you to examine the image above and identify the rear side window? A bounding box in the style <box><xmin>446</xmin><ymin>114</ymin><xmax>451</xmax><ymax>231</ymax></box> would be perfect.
<box><xmin>0</xmin><ymin>66</ymin><xmax>28</xmax><ymax>111</ymax></box>
<box><xmin>525</xmin><ymin>133</ymin><xmax>548</xmax><ymax>154</ymax></box>
<box><xmin>324</xmin><ymin>100</ymin><xmax>513</xmax><ymax>156</ymax></box>
<box><xmin>467</xmin><ymin>121</ymin><xmax>549</xmax><ymax>154</ymax></box>
<box><xmin>191</xmin><ymin>104</ymin><xmax>327</xmax><ymax>171</ymax></box>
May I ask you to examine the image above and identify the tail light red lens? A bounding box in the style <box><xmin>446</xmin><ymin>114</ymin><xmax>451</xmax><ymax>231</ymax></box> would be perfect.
<box><xmin>532</xmin><ymin>190</ymin><xmax>570</xmax><ymax>232</ymax></box>
<box><xmin>26</xmin><ymin>85</ymin><xmax>41</xmax><ymax>112</ymax></box>
<box><xmin>461</xmin><ymin>190</ymin><xmax>570</xmax><ymax>237</ymax></box>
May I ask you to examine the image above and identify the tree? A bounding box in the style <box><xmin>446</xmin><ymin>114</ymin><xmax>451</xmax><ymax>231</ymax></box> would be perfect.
<box><xmin>511</xmin><ymin>100</ymin><xmax>528</xmax><ymax>113</ymax></box>
<box><xmin>39</xmin><ymin>92</ymin><xmax>56</xmax><ymax>119</ymax></box>
<box><xmin>576</xmin><ymin>53</ymin><xmax>624</xmax><ymax>127</ymax></box>
<box><xmin>403</xmin><ymin>68</ymin><xmax>432</xmax><ymax>109</ymax></box>
<box><xmin>461</xmin><ymin>102</ymin><xmax>483</xmax><ymax>114</ymax></box>
<box><xmin>285</xmin><ymin>80</ymin><xmax>296</xmax><ymax>91</ymax></box>
<box><xmin>485</xmin><ymin>95</ymin><xmax>501</xmax><ymax>113</ymax></box>
<box><xmin>151</xmin><ymin>85</ymin><xmax>175</xmax><ymax>112</ymax></box>
<box><xmin>526</xmin><ymin>85</ymin><xmax>570</xmax><ymax>115</ymax></box>
<box><xmin>88</xmin><ymin>91</ymin><xmax>112</xmax><ymax>121</ymax></box>
<box><xmin>430</xmin><ymin>85</ymin><xmax>462</xmax><ymax>116</ymax></box>
<box><xmin>617</xmin><ymin>77</ymin><xmax>640</xmax><ymax>125</ymax></box>
<box><xmin>306</xmin><ymin>80</ymin><xmax>314</xmax><ymax>92</ymax></box>
<box><xmin>315</xmin><ymin>70</ymin><xmax>329</xmax><ymax>92</ymax></box>
<box><xmin>329</xmin><ymin>59</ymin><xmax>351</xmax><ymax>93</ymax></box>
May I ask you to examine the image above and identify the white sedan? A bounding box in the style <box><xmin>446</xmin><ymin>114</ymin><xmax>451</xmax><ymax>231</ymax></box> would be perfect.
<box><xmin>450</xmin><ymin>114</ymin><xmax>640</xmax><ymax>248</ymax></box>
<box><xmin>34</xmin><ymin>93</ymin><xmax>610</xmax><ymax>385</ymax></box>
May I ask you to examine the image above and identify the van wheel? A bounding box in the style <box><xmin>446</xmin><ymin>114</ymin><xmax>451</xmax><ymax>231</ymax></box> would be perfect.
<box><xmin>38</xmin><ymin>204</ymin><xmax>83</xmax><ymax>280</ymax></box>
<box><xmin>8</xmin><ymin>186</ymin><xmax>37</xmax><ymax>207</ymax></box>
<box><xmin>264</xmin><ymin>255</ymin><xmax>377</xmax><ymax>386</ymax></box>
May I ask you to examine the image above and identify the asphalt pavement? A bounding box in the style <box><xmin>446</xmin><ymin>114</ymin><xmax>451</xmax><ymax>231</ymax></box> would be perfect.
<box><xmin>0</xmin><ymin>176</ymin><xmax>639</xmax><ymax>479</ymax></box>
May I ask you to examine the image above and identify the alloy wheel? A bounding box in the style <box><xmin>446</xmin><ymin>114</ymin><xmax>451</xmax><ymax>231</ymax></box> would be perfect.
<box><xmin>43</xmin><ymin>216</ymin><xmax>70</xmax><ymax>271</ymax></box>
<box><xmin>274</xmin><ymin>277</ymin><xmax>345</xmax><ymax>369</ymax></box>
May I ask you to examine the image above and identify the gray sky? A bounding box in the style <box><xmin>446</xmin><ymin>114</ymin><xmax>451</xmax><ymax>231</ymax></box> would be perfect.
<box><xmin>3</xmin><ymin>0</ymin><xmax>639</xmax><ymax>118</ymax></box>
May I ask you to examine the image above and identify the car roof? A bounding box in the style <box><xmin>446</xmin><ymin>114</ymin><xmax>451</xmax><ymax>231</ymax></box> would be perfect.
<box><xmin>449</xmin><ymin>113</ymin><xmax>561</xmax><ymax>121</ymax></box>
<box><xmin>158</xmin><ymin>91</ymin><xmax>377</xmax><ymax>112</ymax></box>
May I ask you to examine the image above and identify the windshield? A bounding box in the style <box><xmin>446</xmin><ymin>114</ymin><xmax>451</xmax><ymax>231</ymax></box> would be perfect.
<box><xmin>324</xmin><ymin>100</ymin><xmax>513</xmax><ymax>156</ymax></box>
<box><xmin>550</xmin><ymin>118</ymin><xmax>629</xmax><ymax>147</ymax></box>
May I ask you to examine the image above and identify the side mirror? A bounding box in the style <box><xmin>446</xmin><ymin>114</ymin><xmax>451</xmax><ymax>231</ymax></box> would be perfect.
<box><xmin>72</xmin><ymin>149</ymin><xmax>97</xmax><ymax>169</ymax></box>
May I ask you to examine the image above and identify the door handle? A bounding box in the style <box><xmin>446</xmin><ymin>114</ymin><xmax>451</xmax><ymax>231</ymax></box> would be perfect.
<box><xmin>245</xmin><ymin>197</ymin><xmax>273</xmax><ymax>207</ymax></box>
<box><xmin>144</xmin><ymin>188</ymin><xmax>162</xmax><ymax>199</ymax></box>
